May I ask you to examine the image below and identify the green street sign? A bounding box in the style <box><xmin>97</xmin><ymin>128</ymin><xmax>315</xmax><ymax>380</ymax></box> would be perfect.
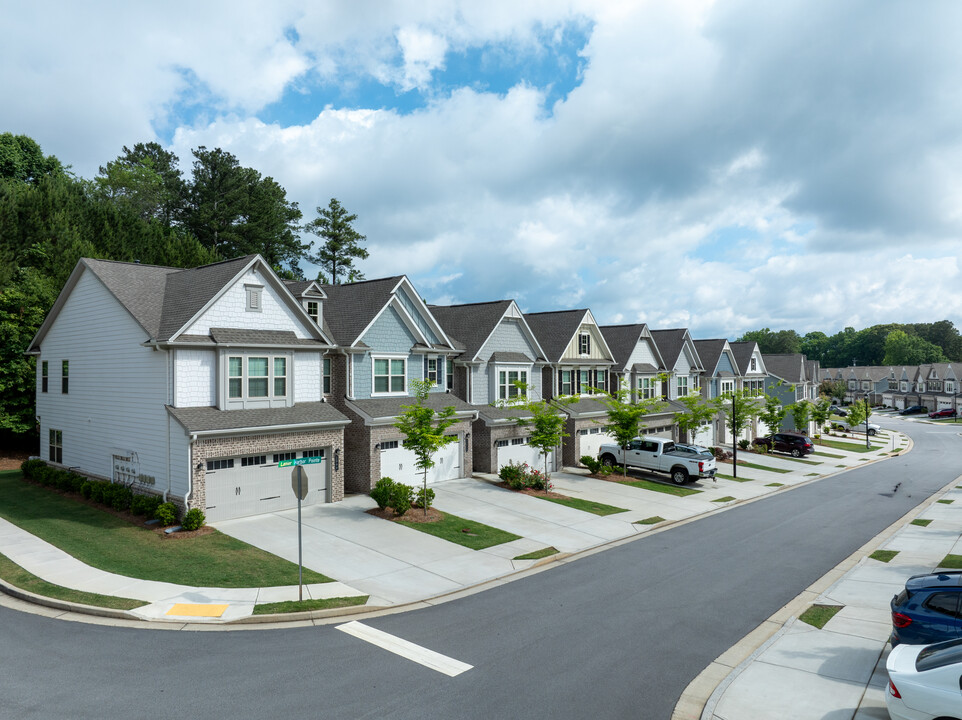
<box><xmin>278</xmin><ymin>456</ymin><xmax>324</xmax><ymax>468</ymax></box>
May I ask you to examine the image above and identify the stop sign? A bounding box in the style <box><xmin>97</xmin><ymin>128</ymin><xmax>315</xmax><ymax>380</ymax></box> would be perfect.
<box><xmin>291</xmin><ymin>465</ymin><xmax>309</xmax><ymax>500</ymax></box>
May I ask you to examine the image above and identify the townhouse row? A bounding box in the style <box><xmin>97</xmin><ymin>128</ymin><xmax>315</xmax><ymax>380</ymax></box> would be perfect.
<box><xmin>821</xmin><ymin>364</ymin><xmax>961</xmax><ymax>412</ymax></box>
<box><xmin>28</xmin><ymin>254</ymin><xmax>822</xmax><ymax>523</ymax></box>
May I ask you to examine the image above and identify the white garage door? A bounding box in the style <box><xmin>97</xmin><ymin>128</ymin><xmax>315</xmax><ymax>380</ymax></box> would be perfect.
<box><xmin>204</xmin><ymin>449</ymin><xmax>328</xmax><ymax>523</ymax></box>
<box><xmin>380</xmin><ymin>436</ymin><xmax>461</xmax><ymax>486</ymax></box>
<box><xmin>938</xmin><ymin>398</ymin><xmax>953</xmax><ymax>410</ymax></box>
<box><xmin>579</xmin><ymin>428</ymin><xmax>616</xmax><ymax>461</ymax></box>
<box><xmin>497</xmin><ymin>437</ymin><xmax>555</xmax><ymax>473</ymax></box>
<box><xmin>894</xmin><ymin>397</ymin><xmax>906</xmax><ymax>410</ymax></box>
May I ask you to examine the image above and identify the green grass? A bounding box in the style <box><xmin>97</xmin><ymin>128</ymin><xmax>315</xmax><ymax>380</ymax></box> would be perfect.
<box><xmin>513</xmin><ymin>546</ymin><xmax>560</xmax><ymax>560</ymax></box>
<box><xmin>252</xmin><ymin>596</ymin><xmax>369</xmax><ymax>615</ymax></box>
<box><xmin>817</xmin><ymin>439</ymin><xmax>876</xmax><ymax>453</ymax></box>
<box><xmin>715</xmin><ymin>473</ymin><xmax>752</xmax><ymax>482</ymax></box>
<box><xmin>0</xmin><ymin>471</ymin><xmax>332</xmax><ymax>587</ymax></box>
<box><xmin>537</xmin><ymin>495</ymin><xmax>629</xmax><ymax>516</ymax></box>
<box><xmin>938</xmin><ymin>499</ymin><xmax>954</xmax><ymax>505</ymax></box>
<box><xmin>771</xmin><ymin>456</ymin><xmax>822</xmax><ymax>466</ymax></box>
<box><xmin>0</xmin><ymin>552</ymin><xmax>145</xmax><ymax>610</ymax></box>
<box><xmin>939</xmin><ymin>554</ymin><xmax>962</xmax><ymax>569</ymax></box>
<box><xmin>812</xmin><ymin>451</ymin><xmax>845</xmax><ymax>459</ymax></box>
<box><xmin>836</xmin><ymin>464</ymin><xmax>848</xmax><ymax>468</ymax></box>
<box><xmin>911</xmin><ymin>519</ymin><xmax>933</xmax><ymax>527</ymax></box>
<box><xmin>804</xmin><ymin>472</ymin><xmax>820</xmax><ymax>477</ymax></box>
<box><xmin>636</xmin><ymin>516</ymin><xmax>666</xmax><ymax>525</ymax></box>
<box><xmin>397</xmin><ymin>511</ymin><xmax>521</xmax><ymax>549</ymax></box>
<box><xmin>615</xmin><ymin>477</ymin><xmax>702</xmax><ymax>496</ymax></box>
<box><xmin>736</xmin><ymin>461</ymin><xmax>791</xmax><ymax>474</ymax></box>
<box><xmin>765</xmin><ymin>482</ymin><xmax>785</xmax><ymax>487</ymax></box>
<box><xmin>712</xmin><ymin>496</ymin><xmax>736</xmax><ymax>503</ymax></box>
<box><xmin>869</xmin><ymin>550</ymin><xmax>899</xmax><ymax>563</ymax></box>
<box><xmin>799</xmin><ymin>604</ymin><xmax>843</xmax><ymax>629</ymax></box>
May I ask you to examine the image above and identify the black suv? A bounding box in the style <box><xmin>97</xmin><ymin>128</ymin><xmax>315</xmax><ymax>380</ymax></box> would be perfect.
<box><xmin>751</xmin><ymin>432</ymin><xmax>815</xmax><ymax>457</ymax></box>
<box><xmin>891</xmin><ymin>571</ymin><xmax>962</xmax><ymax>646</ymax></box>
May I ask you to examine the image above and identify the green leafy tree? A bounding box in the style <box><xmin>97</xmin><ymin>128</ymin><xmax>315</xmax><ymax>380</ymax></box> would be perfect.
<box><xmin>673</xmin><ymin>390</ymin><xmax>716</xmax><ymax>445</ymax></box>
<box><xmin>184</xmin><ymin>146</ymin><xmax>250</xmax><ymax>254</ymax></box>
<box><xmin>595</xmin><ymin>384</ymin><xmax>666</xmax><ymax>476</ymax></box>
<box><xmin>818</xmin><ymin>378</ymin><xmax>846</xmax><ymax>402</ymax></box>
<box><xmin>715</xmin><ymin>389</ymin><xmax>762</xmax><ymax>478</ymax></box>
<box><xmin>846</xmin><ymin>397</ymin><xmax>866</xmax><ymax>426</ymax></box>
<box><xmin>882</xmin><ymin>329</ymin><xmax>947</xmax><ymax>365</ymax></box>
<box><xmin>237</xmin><ymin>174</ymin><xmax>306</xmax><ymax>277</ymax></box>
<box><xmin>810</xmin><ymin>397</ymin><xmax>832</xmax><ymax>438</ymax></box>
<box><xmin>790</xmin><ymin>400</ymin><xmax>812</xmax><ymax>434</ymax></box>
<box><xmin>0</xmin><ymin>133</ymin><xmax>64</xmax><ymax>184</ymax></box>
<box><xmin>306</xmin><ymin>198</ymin><xmax>368</xmax><ymax>284</ymax></box>
<box><xmin>394</xmin><ymin>380</ymin><xmax>458</xmax><ymax>516</ymax></box>
<box><xmin>757</xmin><ymin>392</ymin><xmax>789</xmax><ymax>449</ymax></box>
<box><xmin>95</xmin><ymin>142</ymin><xmax>185</xmax><ymax>225</ymax></box>
<box><xmin>738</xmin><ymin>328</ymin><xmax>801</xmax><ymax>354</ymax></box>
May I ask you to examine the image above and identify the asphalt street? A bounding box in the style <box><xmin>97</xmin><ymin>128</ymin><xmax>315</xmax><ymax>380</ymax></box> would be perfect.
<box><xmin>1</xmin><ymin>417</ymin><xmax>958</xmax><ymax>720</ymax></box>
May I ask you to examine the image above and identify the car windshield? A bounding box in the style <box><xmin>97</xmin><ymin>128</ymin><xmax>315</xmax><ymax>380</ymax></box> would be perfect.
<box><xmin>917</xmin><ymin>637</ymin><xmax>962</xmax><ymax>672</ymax></box>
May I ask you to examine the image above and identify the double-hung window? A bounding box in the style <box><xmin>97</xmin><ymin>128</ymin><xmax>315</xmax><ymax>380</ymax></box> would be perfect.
<box><xmin>41</xmin><ymin>361</ymin><xmax>48</xmax><ymax>393</ymax></box>
<box><xmin>248</xmin><ymin>357</ymin><xmax>269</xmax><ymax>397</ymax></box>
<box><xmin>323</xmin><ymin>358</ymin><xmax>332</xmax><ymax>394</ymax></box>
<box><xmin>61</xmin><ymin>360</ymin><xmax>69</xmax><ymax>394</ymax></box>
<box><xmin>639</xmin><ymin>377</ymin><xmax>655</xmax><ymax>400</ymax></box>
<box><xmin>273</xmin><ymin>358</ymin><xmax>287</xmax><ymax>396</ymax></box>
<box><xmin>560</xmin><ymin>370</ymin><xmax>573</xmax><ymax>395</ymax></box>
<box><xmin>227</xmin><ymin>354</ymin><xmax>289</xmax><ymax>404</ymax></box>
<box><xmin>579</xmin><ymin>333</ymin><xmax>591</xmax><ymax>355</ymax></box>
<box><xmin>498</xmin><ymin>369</ymin><xmax>528</xmax><ymax>399</ymax></box>
<box><xmin>306</xmin><ymin>301</ymin><xmax>319</xmax><ymax>323</ymax></box>
<box><xmin>49</xmin><ymin>429</ymin><xmax>62</xmax><ymax>464</ymax></box>
<box><xmin>374</xmin><ymin>357</ymin><xmax>406</xmax><ymax>394</ymax></box>
<box><xmin>446</xmin><ymin>358</ymin><xmax>454</xmax><ymax>390</ymax></box>
<box><xmin>677</xmin><ymin>376</ymin><xmax>688</xmax><ymax>397</ymax></box>
<box><xmin>426</xmin><ymin>356</ymin><xmax>439</xmax><ymax>384</ymax></box>
<box><xmin>595</xmin><ymin>369</ymin><xmax>606</xmax><ymax>393</ymax></box>
<box><xmin>228</xmin><ymin>357</ymin><xmax>243</xmax><ymax>398</ymax></box>
<box><xmin>579</xmin><ymin>369</ymin><xmax>591</xmax><ymax>394</ymax></box>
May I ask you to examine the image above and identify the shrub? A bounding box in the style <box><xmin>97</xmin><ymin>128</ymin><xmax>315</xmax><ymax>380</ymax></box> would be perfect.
<box><xmin>181</xmin><ymin>508</ymin><xmax>206</xmax><ymax>531</ymax></box>
<box><xmin>498</xmin><ymin>461</ymin><xmax>527</xmax><ymax>485</ymax></box>
<box><xmin>20</xmin><ymin>459</ymin><xmax>46</xmax><ymax>479</ymax></box>
<box><xmin>737</xmin><ymin>439</ymin><xmax>750</xmax><ymax>451</ymax></box>
<box><xmin>581</xmin><ymin>455</ymin><xmax>602</xmax><ymax>474</ymax></box>
<box><xmin>527</xmin><ymin>468</ymin><xmax>550</xmax><ymax>492</ymax></box>
<box><xmin>370</xmin><ymin>477</ymin><xmax>395</xmax><ymax>510</ymax></box>
<box><xmin>89</xmin><ymin>481</ymin><xmax>107</xmax><ymax>504</ymax></box>
<box><xmin>155</xmin><ymin>502</ymin><xmax>178</xmax><ymax>526</ymax></box>
<box><xmin>414</xmin><ymin>487</ymin><xmax>435</xmax><ymax>509</ymax></box>
<box><xmin>389</xmin><ymin>483</ymin><xmax>414</xmax><ymax>516</ymax></box>
<box><xmin>109</xmin><ymin>486</ymin><xmax>133</xmax><ymax>512</ymax></box>
<box><xmin>80</xmin><ymin>481</ymin><xmax>93</xmax><ymax>500</ymax></box>
<box><xmin>599</xmin><ymin>464</ymin><xmax>613</xmax><ymax>477</ymax></box>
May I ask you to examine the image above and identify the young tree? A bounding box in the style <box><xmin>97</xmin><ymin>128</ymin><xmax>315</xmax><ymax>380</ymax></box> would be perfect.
<box><xmin>306</xmin><ymin>198</ymin><xmax>369</xmax><ymax>284</ymax></box>
<box><xmin>499</xmin><ymin>382</ymin><xmax>570</xmax><ymax>479</ymax></box>
<box><xmin>790</xmin><ymin>400</ymin><xmax>812</xmax><ymax>434</ymax></box>
<box><xmin>818</xmin><ymin>378</ymin><xmax>846</xmax><ymax>403</ymax></box>
<box><xmin>596</xmin><ymin>386</ymin><xmax>666</xmax><ymax>476</ymax></box>
<box><xmin>810</xmin><ymin>397</ymin><xmax>832</xmax><ymax>440</ymax></box>
<box><xmin>394</xmin><ymin>380</ymin><xmax>458</xmax><ymax>516</ymax></box>
<box><xmin>757</xmin><ymin>393</ymin><xmax>788</xmax><ymax>451</ymax></box>
<box><xmin>715</xmin><ymin>389</ymin><xmax>762</xmax><ymax>478</ymax></box>
<box><xmin>673</xmin><ymin>390</ymin><xmax>716</xmax><ymax>446</ymax></box>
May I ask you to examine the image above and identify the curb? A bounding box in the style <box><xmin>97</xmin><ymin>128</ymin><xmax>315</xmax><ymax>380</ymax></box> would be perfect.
<box><xmin>1</xmin><ymin>431</ymin><xmax>911</xmax><ymax>631</ymax></box>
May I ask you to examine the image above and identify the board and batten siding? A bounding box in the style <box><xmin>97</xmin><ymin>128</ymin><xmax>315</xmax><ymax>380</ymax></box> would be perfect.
<box><xmin>36</xmin><ymin>269</ymin><xmax>186</xmax><ymax>496</ymax></box>
<box><xmin>185</xmin><ymin>268</ymin><xmax>310</xmax><ymax>338</ymax></box>
<box><xmin>561</xmin><ymin>323</ymin><xmax>610</xmax><ymax>361</ymax></box>
<box><xmin>173</xmin><ymin>349</ymin><xmax>216</xmax><ymax>407</ymax></box>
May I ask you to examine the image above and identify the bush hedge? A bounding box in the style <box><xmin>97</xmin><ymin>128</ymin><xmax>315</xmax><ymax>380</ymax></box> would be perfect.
<box><xmin>155</xmin><ymin>502</ymin><xmax>178</xmax><ymax>526</ymax></box>
<box><xmin>370</xmin><ymin>477</ymin><xmax>395</xmax><ymax>510</ymax></box>
<box><xmin>181</xmin><ymin>508</ymin><xmax>206</xmax><ymax>531</ymax></box>
<box><xmin>498</xmin><ymin>461</ymin><xmax>552</xmax><ymax>492</ymax></box>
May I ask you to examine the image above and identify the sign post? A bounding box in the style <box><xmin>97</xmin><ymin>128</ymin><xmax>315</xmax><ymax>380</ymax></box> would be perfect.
<box><xmin>291</xmin><ymin>465</ymin><xmax>309</xmax><ymax>601</ymax></box>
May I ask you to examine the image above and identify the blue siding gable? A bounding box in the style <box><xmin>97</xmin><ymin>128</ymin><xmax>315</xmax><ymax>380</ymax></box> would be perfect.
<box><xmin>353</xmin><ymin>306</ymin><xmax>417</xmax><ymax>400</ymax></box>
<box><xmin>396</xmin><ymin>286</ymin><xmax>440</xmax><ymax>345</ymax></box>
<box><xmin>716</xmin><ymin>352</ymin><xmax>735</xmax><ymax>376</ymax></box>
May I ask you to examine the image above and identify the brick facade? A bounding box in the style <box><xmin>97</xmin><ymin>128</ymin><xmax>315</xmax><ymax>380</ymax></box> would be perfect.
<box><xmin>189</xmin><ymin>427</ymin><xmax>345</xmax><ymax>511</ymax></box>
<box><xmin>472</xmin><ymin>421</ymin><xmax>533</xmax><ymax>474</ymax></box>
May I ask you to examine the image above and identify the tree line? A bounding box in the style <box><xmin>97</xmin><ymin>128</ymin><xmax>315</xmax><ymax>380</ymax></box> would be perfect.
<box><xmin>738</xmin><ymin>322</ymin><xmax>962</xmax><ymax>367</ymax></box>
<box><xmin>0</xmin><ymin>132</ymin><xmax>368</xmax><ymax>442</ymax></box>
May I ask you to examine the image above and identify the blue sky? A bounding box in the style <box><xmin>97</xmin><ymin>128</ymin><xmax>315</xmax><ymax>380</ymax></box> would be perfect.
<box><xmin>3</xmin><ymin>1</ymin><xmax>961</xmax><ymax>339</ymax></box>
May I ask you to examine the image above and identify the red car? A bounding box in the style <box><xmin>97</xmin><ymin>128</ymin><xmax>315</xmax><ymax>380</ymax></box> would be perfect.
<box><xmin>928</xmin><ymin>408</ymin><xmax>957</xmax><ymax>418</ymax></box>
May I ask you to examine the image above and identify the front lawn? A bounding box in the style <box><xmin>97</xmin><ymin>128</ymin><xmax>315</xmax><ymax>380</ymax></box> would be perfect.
<box><xmin>812</xmin><ymin>451</ymin><xmax>845</xmax><ymax>459</ymax></box>
<box><xmin>614</xmin><ymin>477</ymin><xmax>702</xmax><ymax>497</ymax></box>
<box><xmin>911</xmin><ymin>519</ymin><xmax>932</xmax><ymax>527</ymax></box>
<box><xmin>817</xmin><ymin>439</ymin><xmax>878</xmax><ymax>453</ymax></box>
<box><xmin>733</xmin><ymin>461</ymin><xmax>791</xmax><ymax>474</ymax></box>
<box><xmin>0</xmin><ymin>552</ymin><xmax>145</xmax><ymax>610</ymax></box>
<box><xmin>715</xmin><ymin>473</ymin><xmax>752</xmax><ymax>482</ymax></box>
<box><xmin>939</xmin><ymin>554</ymin><xmax>962</xmax><ymax>569</ymax></box>
<box><xmin>252</xmin><ymin>596</ymin><xmax>369</xmax><ymax>615</ymax></box>
<box><xmin>869</xmin><ymin>550</ymin><xmax>899</xmax><ymax>563</ymax></box>
<box><xmin>396</xmin><ymin>511</ymin><xmax>521</xmax><ymax>550</ymax></box>
<box><xmin>537</xmin><ymin>496</ymin><xmax>629</xmax><ymax>516</ymax></box>
<box><xmin>513</xmin><ymin>546</ymin><xmax>559</xmax><ymax>560</ymax></box>
<box><xmin>0</xmin><ymin>470</ymin><xmax>332</xmax><ymax>587</ymax></box>
<box><xmin>799</xmin><ymin>604</ymin><xmax>842</xmax><ymax>629</ymax></box>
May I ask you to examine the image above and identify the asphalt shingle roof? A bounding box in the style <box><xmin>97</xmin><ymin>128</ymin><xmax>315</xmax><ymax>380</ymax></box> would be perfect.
<box><xmin>693</xmin><ymin>339</ymin><xmax>728</xmax><ymax>375</ymax></box>
<box><xmin>321</xmin><ymin>276</ymin><xmax>404</xmax><ymax>346</ymax></box>
<box><xmin>429</xmin><ymin>301</ymin><xmax>516</xmax><ymax>360</ymax></box>
<box><xmin>600</xmin><ymin>324</ymin><xmax>651</xmax><ymax>370</ymax></box>
<box><xmin>728</xmin><ymin>341</ymin><xmax>758</xmax><ymax>376</ymax></box>
<box><xmin>208</xmin><ymin>328</ymin><xmax>327</xmax><ymax>346</ymax></box>
<box><xmin>167</xmin><ymin>402</ymin><xmax>348</xmax><ymax>433</ymax></box>
<box><xmin>348</xmin><ymin>393</ymin><xmax>477</xmax><ymax>421</ymax></box>
<box><xmin>82</xmin><ymin>258</ymin><xmax>180</xmax><ymax>338</ymax></box>
<box><xmin>649</xmin><ymin>329</ymin><xmax>688</xmax><ymax>369</ymax></box>
<box><xmin>762</xmin><ymin>354</ymin><xmax>806</xmax><ymax>383</ymax></box>
<box><xmin>524</xmin><ymin>309</ymin><xmax>590</xmax><ymax>362</ymax></box>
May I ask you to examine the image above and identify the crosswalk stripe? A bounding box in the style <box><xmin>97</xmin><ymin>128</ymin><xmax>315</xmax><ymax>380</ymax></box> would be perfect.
<box><xmin>336</xmin><ymin>620</ymin><xmax>473</xmax><ymax>677</ymax></box>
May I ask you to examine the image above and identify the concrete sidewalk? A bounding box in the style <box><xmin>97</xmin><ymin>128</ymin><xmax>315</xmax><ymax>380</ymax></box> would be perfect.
<box><xmin>685</xmin><ymin>475</ymin><xmax>962</xmax><ymax>720</ymax></box>
<box><xmin>0</xmin><ymin>428</ymin><xmax>907</xmax><ymax>625</ymax></box>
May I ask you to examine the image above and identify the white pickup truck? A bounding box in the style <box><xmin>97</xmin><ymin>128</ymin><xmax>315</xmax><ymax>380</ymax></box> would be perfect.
<box><xmin>598</xmin><ymin>436</ymin><xmax>717</xmax><ymax>485</ymax></box>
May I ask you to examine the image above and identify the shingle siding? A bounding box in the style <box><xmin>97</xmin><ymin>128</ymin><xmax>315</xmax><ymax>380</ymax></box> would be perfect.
<box><xmin>395</xmin><ymin>286</ymin><xmax>440</xmax><ymax>345</ymax></box>
<box><xmin>293</xmin><ymin>352</ymin><xmax>322</xmax><ymax>404</ymax></box>
<box><xmin>173</xmin><ymin>348</ymin><xmax>216</xmax><ymax>407</ymax></box>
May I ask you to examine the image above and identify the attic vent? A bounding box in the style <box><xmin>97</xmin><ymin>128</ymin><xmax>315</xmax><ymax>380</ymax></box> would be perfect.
<box><xmin>245</xmin><ymin>284</ymin><xmax>263</xmax><ymax>312</ymax></box>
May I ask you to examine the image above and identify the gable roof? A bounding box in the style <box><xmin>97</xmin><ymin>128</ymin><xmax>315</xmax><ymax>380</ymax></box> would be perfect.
<box><xmin>28</xmin><ymin>254</ymin><xmax>331</xmax><ymax>352</ymax></box>
<box><xmin>525</xmin><ymin>309</ymin><xmax>613</xmax><ymax>363</ymax></box>
<box><xmin>762</xmin><ymin>353</ymin><xmax>808</xmax><ymax>383</ymax></box>
<box><xmin>692</xmin><ymin>339</ymin><xmax>730</xmax><ymax>376</ymax></box>
<box><xmin>430</xmin><ymin>300</ymin><xmax>546</xmax><ymax>363</ymax></box>
<box><xmin>599</xmin><ymin>323</ymin><xmax>665</xmax><ymax>372</ymax></box>
<box><xmin>729</xmin><ymin>341</ymin><xmax>761</xmax><ymax>376</ymax></box>
<box><xmin>650</xmin><ymin>328</ymin><xmax>703</xmax><ymax>371</ymax></box>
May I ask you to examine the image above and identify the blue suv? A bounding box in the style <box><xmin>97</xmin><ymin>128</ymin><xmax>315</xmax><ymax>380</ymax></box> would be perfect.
<box><xmin>890</xmin><ymin>571</ymin><xmax>962</xmax><ymax>646</ymax></box>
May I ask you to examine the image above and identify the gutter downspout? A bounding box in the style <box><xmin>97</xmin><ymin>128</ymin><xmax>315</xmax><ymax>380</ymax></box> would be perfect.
<box><xmin>187</xmin><ymin>433</ymin><xmax>197</xmax><ymax>509</ymax></box>
<box><xmin>165</xmin><ymin>348</ymin><xmax>171</xmax><ymax>503</ymax></box>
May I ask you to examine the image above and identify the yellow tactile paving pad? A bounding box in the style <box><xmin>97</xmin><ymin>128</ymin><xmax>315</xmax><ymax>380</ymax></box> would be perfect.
<box><xmin>166</xmin><ymin>603</ymin><xmax>229</xmax><ymax>618</ymax></box>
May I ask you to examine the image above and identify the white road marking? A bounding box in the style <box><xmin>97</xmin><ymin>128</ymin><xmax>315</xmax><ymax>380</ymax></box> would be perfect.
<box><xmin>336</xmin><ymin>620</ymin><xmax>473</xmax><ymax>677</ymax></box>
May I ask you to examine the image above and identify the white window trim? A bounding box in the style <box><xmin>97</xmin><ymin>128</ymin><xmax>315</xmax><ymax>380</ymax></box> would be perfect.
<box><xmin>638</xmin><ymin>376</ymin><xmax>657</xmax><ymax>400</ymax></box>
<box><xmin>496</xmin><ymin>365</ymin><xmax>531</xmax><ymax>400</ymax></box>
<box><xmin>677</xmin><ymin>375</ymin><xmax>689</xmax><ymax>397</ymax></box>
<box><xmin>306</xmin><ymin>300</ymin><xmax>319</xmax><ymax>323</ymax></box>
<box><xmin>372</xmin><ymin>354</ymin><xmax>408</xmax><ymax>397</ymax></box>
<box><xmin>221</xmin><ymin>350</ymin><xmax>292</xmax><ymax>410</ymax></box>
<box><xmin>578</xmin><ymin>332</ymin><xmax>591</xmax><ymax>357</ymax></box>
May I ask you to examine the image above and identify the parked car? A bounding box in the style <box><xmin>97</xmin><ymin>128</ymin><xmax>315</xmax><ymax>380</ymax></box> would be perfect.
<box><xmin>598</xmin><ymin>436</ymin><xmax>717</xmax><ymax>485</ymax></box>
<box><xmin>831</xmin><ymin>420</ymin><xmax>882</xmax><ymax>436</ymax></box>
<box><xmin>673</xmin><ymin>443</ymin><xmax>713</xmax><ymax>457</ymax></box>
<box><xmin>886</xmin><ymin>636</ymin><xmax>962</xmax><ymax>720</ymax></box>
<box><xmin>900</xmin><ymin>406</ymin><xmax>928</xmax><ymax>416</ymax></box>
<box><xmin>828</xmin><ymin>404</ymin><xmax>847</xmax><ymax>417</ymax></box>
<box><xmin>890</xmin><ymin>571</ymin><xmax>962</xmax><ymax>647</ymax></box>
<box><xmin>928</xmin><ymin>408</ymin><xmax>957</xmax><ymax>419</ymax></box>
<box><xmin>751</xmin><ymin>432</ymin><xmax>815</xmax><ymax>457</ymax></box>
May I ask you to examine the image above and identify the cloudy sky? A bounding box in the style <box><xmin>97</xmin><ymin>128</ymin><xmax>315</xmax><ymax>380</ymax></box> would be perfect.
<box><xmin>4</xmin><ymin>0</ymin><xmax>961</xmax><ymax>339</ymax></box>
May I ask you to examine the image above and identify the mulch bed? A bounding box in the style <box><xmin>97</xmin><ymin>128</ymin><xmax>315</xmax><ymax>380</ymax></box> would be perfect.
<box><xmin>495</xmin><ymin>481</ymin><xmax>569</xmax><ymax>500</ymax></box>
<box><xmin>0</xmin><ymin>451</ymin><xmax>31</xmax><ymax>471</ymax></box>
<box><xmin>366</xmin><ymin>506</ymin><xmax>443</xmax><ymax>523</ymax></box>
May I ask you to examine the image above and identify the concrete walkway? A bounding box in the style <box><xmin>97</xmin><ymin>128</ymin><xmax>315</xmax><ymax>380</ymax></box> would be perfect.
<box><xmin>0</xmin><ymin>428</ymin><xmax>908</xmax><ymax>628</ymax></box>
<box><xmin>687</xmin><ymin>469</ymin><xmax>962</xmax><ymax>720</ymax></box>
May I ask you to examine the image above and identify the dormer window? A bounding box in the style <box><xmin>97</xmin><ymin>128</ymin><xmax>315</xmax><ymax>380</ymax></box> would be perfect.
<box><xmin>579</xmin><ymin>333</ymin><xmax>591</xmax><ymax>356</ymax></box>
<box><xmin>245</xmin><ymin>284</ymin><xmax>263</xmax><ymax>312</ymax></box>
<box><xmin>306</xmin><ymin>301</ymin><xmax>319</xmax><ymax>324</ymax></box>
